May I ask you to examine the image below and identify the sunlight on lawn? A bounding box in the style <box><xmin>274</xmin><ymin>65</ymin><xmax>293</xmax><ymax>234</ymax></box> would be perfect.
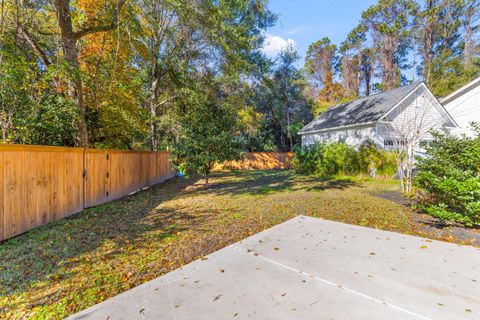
<box><xmin>0</xmin><ymin>170</ymin><xmax>458</xmax><ymax>319</ymax></box>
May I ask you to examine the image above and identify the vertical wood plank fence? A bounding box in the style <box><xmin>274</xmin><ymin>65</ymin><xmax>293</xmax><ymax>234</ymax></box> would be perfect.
<box><xmin>215</xmin><ymin>152</ymin><xmax>294</xmax><ymax>170</ymax></box>
<box><xmin>0</xmin><ymin>144</ymin><xmax>175</xmax><ymax>241</ymax></box>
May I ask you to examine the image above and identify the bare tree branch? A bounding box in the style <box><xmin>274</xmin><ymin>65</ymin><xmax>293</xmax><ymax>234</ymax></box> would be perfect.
<box><xmin>18</xmin><ymin>25</ymin><xmax>51</xmax><ymax>66</ymax></box>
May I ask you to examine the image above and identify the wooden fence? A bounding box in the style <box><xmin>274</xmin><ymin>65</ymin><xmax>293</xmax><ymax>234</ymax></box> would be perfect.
<box><xmin>216</xmin><ymin>152</ymin><xmax>294</xmax><ymax>170</ymax></box>
<box><xmin>0</xmin><ymin>144</ymin><xmax>174</xmax><ymax>241</ymax></box>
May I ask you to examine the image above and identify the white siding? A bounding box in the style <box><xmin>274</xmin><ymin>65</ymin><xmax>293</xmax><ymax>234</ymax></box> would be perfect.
<box><xmin>378</xmin><ymin>85</ymin><xmax>449</xmax><ymax>145</ymax></box>
<box><xmin>301</xmin><ymin>124</ymin><xmax>381</xmax><ymax>148</ymax></box>
<box><xmin>301</xmin><ymin>84</ymin><xmax>455</xmax><ymax>150</ymax></box>
<box><xmin>442</xmin><ymin>82</ymin><xmax>480</xmax><ymax>137</ymax></box>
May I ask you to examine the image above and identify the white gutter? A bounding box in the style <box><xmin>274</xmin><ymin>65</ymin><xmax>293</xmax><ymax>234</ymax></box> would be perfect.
<box><xmin>298</xmin><ymin>121</ymin><xmax>378</xmax><ymax>135</ymax></box>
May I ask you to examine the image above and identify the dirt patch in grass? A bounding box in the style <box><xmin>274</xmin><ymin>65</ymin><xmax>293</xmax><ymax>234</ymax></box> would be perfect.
<box><xmin>409</xmin><ymin>212</ymin><xmax>480</xmax><ymax>246</ymax></box>
<box><xmin>0</xmin><ymin>170</ymin><xmax>478</xmax><ymax>319</ymax></box>
<box><xmin>369</xmin><ymin>190</ymin><xmax>480</xmax><ymax>247</ymax></box>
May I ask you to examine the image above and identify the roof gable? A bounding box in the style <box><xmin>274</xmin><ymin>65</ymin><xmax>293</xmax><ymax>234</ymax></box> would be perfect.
<box><xmin>381</xmin><ymin>83</ymin><xmax>458</xmax><ymax>128</ymax></box>
<box><xmin>300</xmin><ymin>82</ymin><xmax>422</xmax><ymax>134</ymax></box>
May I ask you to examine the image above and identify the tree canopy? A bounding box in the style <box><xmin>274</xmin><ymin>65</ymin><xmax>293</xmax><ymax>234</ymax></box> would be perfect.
<box><xmin>305</xmin><ymin>0</ymin><xmax>480</xmax><ymax>114</ymax></box>
<box><xmin>0</xmin><ymin>0</ymin><xmax>478</xmax><ymax>156</ymax></box>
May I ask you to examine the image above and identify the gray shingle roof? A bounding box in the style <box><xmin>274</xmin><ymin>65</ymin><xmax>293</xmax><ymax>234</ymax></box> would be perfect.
<box><xmin>299</xmin><ymin>82</ymin><xmax>422</xmax><ymax>134</ymax></box>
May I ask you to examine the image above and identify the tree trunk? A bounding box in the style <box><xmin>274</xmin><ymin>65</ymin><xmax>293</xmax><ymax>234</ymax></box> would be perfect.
<box><xmin>53</xmin><ymin>0</ymin><xmax>88</xmax><ymax>147</ymax></box>
<box><xmin>204</xmin><ymin>173</ymin><xmax>209</xmax><ymax>187</ymax></box>
<box><xmin>463</xmin><ymin>1</ymin><xmax>478</xmax><ymax>70</ymax></box>
<box><xmin>365</xmin><ymin>76</ymin><xmax>371</xmax><ymax>96</ymax></box>
<box><xmin>382</xmin><ymin>36</ymin><xmax>397</xmax><ymax>90</ymax></box>
<box><xmin>149</xmin><ymin>85</ymin><xmax>159</xmax><ymax>151</ymax></box>
<box><xmin>149</xmin><ymin>63</ymin><xmax>160</xmax><ymax>151</ymax></box>
<box><xmin>402</xmin><ymin>144</ymin><xmax>414</xmax><ymax>194</ymax></box>
<box><xmin>150</xmin><ymin>109</ymin><xmax>158</xmax><ymax>151</ymax></box>
<box><xmin>422</xmin><ymin>0</ymin><xmax>436</xmax><ymax>83</ymax></box>
<box><xmin>53</xmin><ymin>0</ymin><xmax>125</xmax><ymax>147</ymax></box>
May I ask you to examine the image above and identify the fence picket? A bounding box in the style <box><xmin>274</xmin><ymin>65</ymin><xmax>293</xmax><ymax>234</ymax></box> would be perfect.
<box><xmin>0</xmin><ymin>145</ymin><xmax>174</xmax><ymax>241</ymax></box>
<box><xmin>0</xmin><ymin>146</ymin><xmax>290</xmax><ymax>241</ymax></box>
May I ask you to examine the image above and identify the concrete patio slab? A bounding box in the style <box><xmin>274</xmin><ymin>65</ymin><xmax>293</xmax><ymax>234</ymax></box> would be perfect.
<box><xmin>68</xmin><ymin>216</ymin><xmax>480</xmax><ymax>320</ymax></box>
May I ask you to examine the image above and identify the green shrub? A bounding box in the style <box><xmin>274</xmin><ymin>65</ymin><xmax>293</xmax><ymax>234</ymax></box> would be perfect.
<box><xmin>357</xmin><ymin>143</ymin><xmax>399</xmax><ymax>177</ymax></box>
<box><xmin>293</xmin><ymin>142</ymin><xmax>397</xmax><ymax>178</ymax></box>
<box><xmin>414</xmin><ymin>127</ymin><xmax>480</xmax><ymax>226</ymax></box>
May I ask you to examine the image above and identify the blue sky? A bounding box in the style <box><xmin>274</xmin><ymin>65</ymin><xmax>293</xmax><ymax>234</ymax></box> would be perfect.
<box><xmin>263</xmin><ymin>0</ymin><xmax>378</xmax><ymax>62</ymax></box>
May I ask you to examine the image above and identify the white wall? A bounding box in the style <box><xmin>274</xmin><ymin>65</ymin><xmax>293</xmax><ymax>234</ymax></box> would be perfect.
<box><xmin>301</xmin><ymin>124</ymin><xmax>381</xmax><ymax>148</ymax></box>
<box><xmin>443</xmin><ymin>83</ymin><xmax>480</xmax><ymax>137</ymax></box>
<box><xmin>378</xmin><ymin>86</ymin><xmax>449</xmax><ymax>145</ymax></box>
<box><xmin>301</xmin><ymin>84</ymin><xmax>454</xmax><ymax>150</ymax></box>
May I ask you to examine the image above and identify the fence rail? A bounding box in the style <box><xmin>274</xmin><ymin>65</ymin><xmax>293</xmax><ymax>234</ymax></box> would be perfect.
<box><xmin>1</xmin><ymin>148</ymin><xmax>292</xmax><ymax>241</ymax></box>
<box><xmin>0</xmin><ymin>144</ymin><xmax>175</xmax><ymax>241</ymax></box>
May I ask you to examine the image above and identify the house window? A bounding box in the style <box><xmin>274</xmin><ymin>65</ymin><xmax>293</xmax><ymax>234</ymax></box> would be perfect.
<box><xmin>384</xmin><ymin>139</ymin><xmax>394</xmax><ymax>147</ymax></box>
<box><xmin>384</xmin><ymin>139</ymin><xmax>407</xmax><ymax>148</ymax></box>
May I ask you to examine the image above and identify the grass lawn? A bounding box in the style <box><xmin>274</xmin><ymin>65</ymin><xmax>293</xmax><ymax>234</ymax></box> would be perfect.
<box><xmin>1</xmin><ymin>170</ymin><xmax>478</xmax><ymax>319</ymax></box>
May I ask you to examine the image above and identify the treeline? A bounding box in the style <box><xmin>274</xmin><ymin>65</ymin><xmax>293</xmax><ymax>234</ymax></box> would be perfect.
<box><xmin>0</xmin><ymin>0</ymin><xmax>478</xmax><ymax>152</ymax></box>
<box><xmin>0</xmin><ymin>0</ymin><xmax>312</xmax><ymax>152</ymax></box>
<box><xmin>305</xmin><ymin>0</ymin><xmax>480</xmax><ymax>116</ymax></box>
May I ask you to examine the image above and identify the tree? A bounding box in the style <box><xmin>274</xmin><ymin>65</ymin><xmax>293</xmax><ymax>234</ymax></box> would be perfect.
<box><xmin>305</xmin><ymin>37</ymin><xmax>338</xmax><ymax>89</ymax></box>
<box><xmin>170</xmin><ymin>77</ymin><xmax>244</xmax><ymax>187</ymax></box>
<box><xmin>0</xmin><ymin>2</ymin><xmax>79</xmax><ymax>146</ymax></box>
<box><xmin>133</xmin><ymin>0</ymin><xmax>275</xmax><ymax>150</ymax></box>
<box><xmin>305</xmin><ymin>37</ymin><xmax>345</xmax><ymax>115</ymax></box>
<box><xmin>339</xmin><ymin>55</ymin><xmax>360</xmax><ymax>99</ymax></box>
<box><xmin>0</xmin><ymin>52</ymin><xmax>30</xmax><ymax>142</ymax></box>
<box><xmin>463</xmin><ymin>0</ymin><xmax>480</xmax><ymax>70</ymax></box>
<box><xmin>339</xmin><ymin>25</ymin><xmax>368</xmax><ymax>98</ymax></box>
<box><xmin>415</xmin><ymin>0</ymin><xmax>443</xmax><ymax>83</ymax></box>
<box><xmin>340</xmin><ymin>24</ymin><xmax>375</xmax><ymax>97</ymax></box>
<box><xmin>359</xmin><ymin>48</ymin><xmax>375</xmax><ymax>96</ymax></box>
<box><xmin>361</xmin><ymin>0</ymin><xmax>418</xmax><ymax>90</ymax></box>
<box><xmin>377</xmin><ymin>87</ymin><xmax>450</xmax><ymax>193</ymax></box>
<box><xmin>255</xmin><ymin>46</ymin><xmax>311</xmax><ymax>151</ymax></box>
<box><xmin>414</xmin><ymin>0</ymin><xmax>464</xmax><ymax>87</ymax></box>
<box><xmin>52</xmin><ymin>0</ymin><xmax>126</xmax><ymax>146</ymax></box>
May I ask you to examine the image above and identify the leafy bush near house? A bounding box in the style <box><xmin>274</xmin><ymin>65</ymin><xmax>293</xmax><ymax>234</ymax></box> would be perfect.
<box><xmin>292</xmin><ymin>142</ymin><xmax>397</xmax><ymax>177</ymax></box>
<box><xmin>414</xmin><ymin>128</ymin><xmax>480</xmax><ymax>226</ymax></box>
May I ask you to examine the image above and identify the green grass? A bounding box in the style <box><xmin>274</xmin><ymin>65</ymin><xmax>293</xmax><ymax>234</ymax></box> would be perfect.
<box><xmin>0</xmin><ymin>170</ymin><xmax>467</xmax><ymax>319</ymax></box>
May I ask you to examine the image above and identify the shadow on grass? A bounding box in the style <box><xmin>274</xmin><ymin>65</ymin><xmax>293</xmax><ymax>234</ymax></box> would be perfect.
<box><xmin>193</xmin><ymin>170</ymin><xmax>361</xmax><ymax>196</ymax></box>
<box><xmin>0</xmin><ymin>176</ymin><xmax>202</xmax><ymax>298</ymax></box>
<box><xmin>0</xmin><ymin>169</ymin><xmax>361</xmax><ymax>314</ymax></box>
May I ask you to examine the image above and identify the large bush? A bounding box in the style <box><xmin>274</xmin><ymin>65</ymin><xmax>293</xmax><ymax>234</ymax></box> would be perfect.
<box><xmin>292</xmin><ymin>142</ymin><xmax>397</xmax><ymax>177</ymax></box>
<box><xmin>414</xmin><ymin>128</ymin><xmax>480</xmax><ymax>226</ymax></box>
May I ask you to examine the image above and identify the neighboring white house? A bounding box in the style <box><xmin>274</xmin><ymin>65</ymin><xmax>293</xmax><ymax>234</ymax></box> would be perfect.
<box><xmin>440</xmin><ymin>77</ymin><xmax>480</xmax><ymax>137</ymax></box>
<box><xmin>299</xmin><ymin>82</ymin><xmax>457</xmax><ymax>150</ymax></box>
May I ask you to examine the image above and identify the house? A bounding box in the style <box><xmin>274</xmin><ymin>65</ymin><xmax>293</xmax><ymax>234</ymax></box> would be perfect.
<box><xmin>440</xmin><ymin>77</ymin><xmax>480</xmax><ymax>137</ymax></box>
<box><xmin>299</xmin><ymin>82</ymin><xmax>457</xmax><ymax>150</ymax></box>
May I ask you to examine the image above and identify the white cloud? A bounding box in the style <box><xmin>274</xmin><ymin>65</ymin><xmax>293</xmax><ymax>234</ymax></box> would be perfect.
<box><xmin>286</xmin><ymin>26</ymin><xmax>307</xmax><ymax>35</ymax></box>
<box><xmin>262</xmin><ymin>33</ymin><xmax>296</xmax><ymax>56</ymax></box>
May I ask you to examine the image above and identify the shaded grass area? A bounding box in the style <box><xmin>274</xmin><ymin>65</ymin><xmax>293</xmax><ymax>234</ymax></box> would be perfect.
<box><xmin>0</xmin><ymin>170</ymin><xmax>476</xmax><ymax>319</ymax></box>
